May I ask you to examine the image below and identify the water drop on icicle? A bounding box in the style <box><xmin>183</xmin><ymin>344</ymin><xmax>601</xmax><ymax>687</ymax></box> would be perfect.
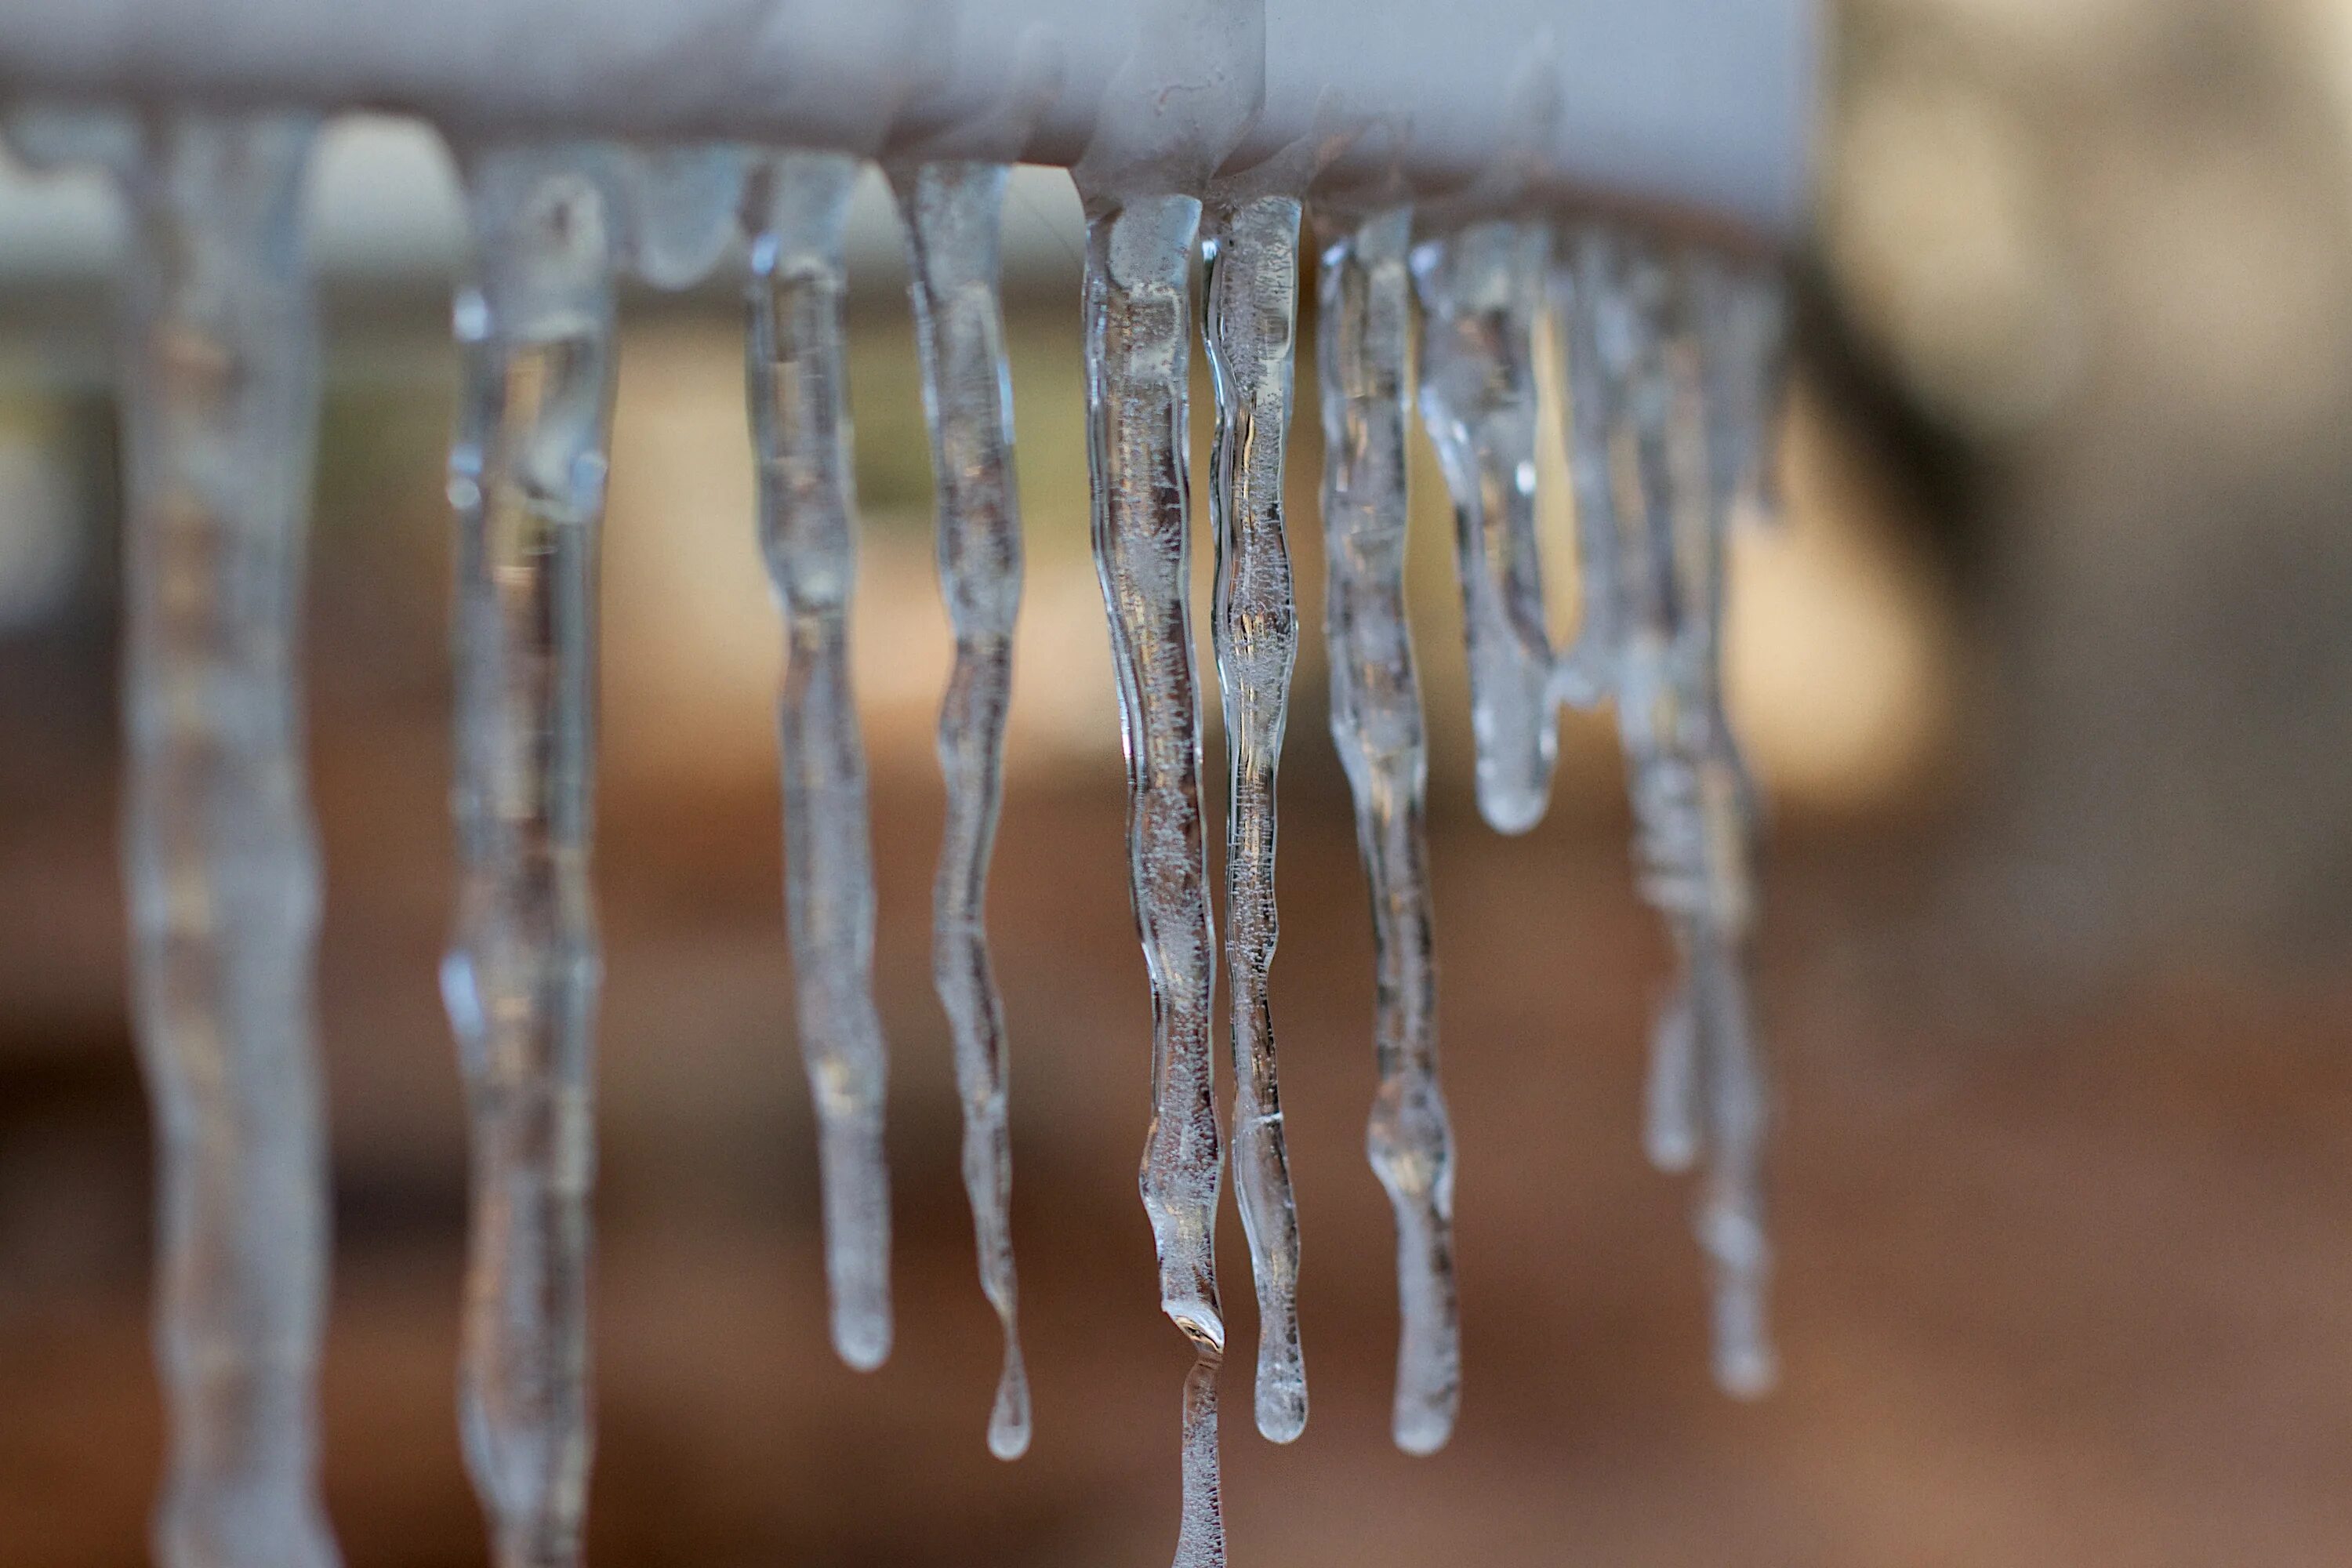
<box><xmin>1202</xmin><ymin>191</ymin><xmax>1308</xmax><ymax>1446</ymax></box>
<box><xmin>1316</xmin><ymin>205</ymin><xmax>1462</xmax><ymax>1457</ymax></box>
<box><xmin>890</xmin><ymin>158</ymin><xmax>1032</xmax><ymax>1460</ymax></box>
<box><xmin>1411</xmin><ymin>221</ymin><xmax>1558</xmax><ymax>835</ymax></box>
<box><xmin>745</xmin><ymin>151</ymin><xmax>895</xmax><ymax>1374</ymax></box>
<box><xmin>103</xmin><ymin>108</ymin><xmax>340</xmax><ymax>1568</ymax></box>
<box><xmin>441</xmin><ymin>142</ymin><xmax>622</xmax><ymax>1568</ymax></box>
<box><xmin>1082</xmin><ymin>188</ymin><xmax>1227</xmax><ymax>1568</ymax></box>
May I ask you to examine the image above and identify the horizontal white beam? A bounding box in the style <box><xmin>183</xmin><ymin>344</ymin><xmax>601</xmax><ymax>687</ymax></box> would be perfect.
<box><xmin>0</xmin><ymin>0</ymin><xmax>1817</xmax><ymax>240</ymax></box>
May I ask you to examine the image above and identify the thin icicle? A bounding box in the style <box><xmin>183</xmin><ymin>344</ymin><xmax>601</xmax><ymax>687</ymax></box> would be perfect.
<box><xmin>440</xmin><ymin>143</ymin><xmax>620</xmax><ymax>1568</ymax></box>
<box><xmin>745</xmin><ymin>151</ymin><xmax>895</xmax><ymax>1374</ymax></box>
<box><xmin>1410</xmin><ymin>220</ymin><xmax>1557</xmax><ymax>835</ymax></box>
<box><xmin>1317</xmin><ymin>206</ymin><xmax>1461</xmax><ymax>1457</ymax></box>
<box><xmin>1201</xmin><ymin>191</ymin><xmax>1307</xmax><ymax>1446</ymax></box>
<box><xmin>890</xmin><ymin>158</ymin><xmax>1031</xmax><ymax>1459</ymax></box>
<box><xmin>1083</xmin><ymin>190</ymin><xmax>1226</xmax><ymax>1568</ymax></box>
<box><xmin>1548</xmin><ymin>238</ymin><xmax>1620</xmax><ymax>713</ymax></box>
<box><xmin>1576</xmin><ymin>227</ymin><xmax>1778</xmax><ymax>1399</ymax></box>
<box><xmin>106</xmin><ymin>109</ymin><xmax>338</xmax><ymax>1568</ymax></box>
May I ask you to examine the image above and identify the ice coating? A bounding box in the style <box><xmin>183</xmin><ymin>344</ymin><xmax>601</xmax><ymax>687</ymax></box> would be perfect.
<box><xmin>745</xmin><ymin>149</ymin><xmax>895</xmax><ymax>1374</ymax></box>
<box><xmin>1082</xmin><ymin>191</ymin><xmax>1227</xmax><ymax>1568</ymax></box>
<box><xmin>1410</xmin><ymin>220</ymin><xmax>1558</xmax><ymax>834</ymax></box>
<box><xmin>441</xmin><ymin>142</ymin><xmax>620</xmax><ymax>1568</ymax></box>
<box><xmin>1200</xmin><ymin>191</ymin><xmax>1308</xmax><ymax>1446</ymax></box>
<box><xmin>108</xmin><ymin>109</ymin><xmax>339</xmax><ymax>1568</ymax></box>
<box><xmin>890</xmin><ymin>158</ymin><xmax>1032</xmax><ymax>1459</ymax></box>
<box><xmin>1316</xmin><ymin>206</ymin><xmax>1462</xmax><ymax>1456</ymax></box>
<box><xmin>1571</xmin><ymin>227</ymin><xmax>1778</xmax><ymax>1399</ymax></box>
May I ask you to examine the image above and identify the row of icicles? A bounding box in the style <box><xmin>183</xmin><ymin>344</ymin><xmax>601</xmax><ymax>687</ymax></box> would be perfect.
<box><xmin>9</xmin><ymin>105</ymin><xmax>1788</xmax><ymax>1568</ymax></box>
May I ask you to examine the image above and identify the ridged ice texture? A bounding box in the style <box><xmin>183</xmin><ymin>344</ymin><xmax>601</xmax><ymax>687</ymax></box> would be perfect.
<box><xmin>1410</xmin><ymin>222</ymin><xmax>1558</xmax><ymax>834</ymax></box>
<box><xmin>440</xmin><ymin>143</ymin><xmax>620</xmax><ymax>1568</ymax></box>
<box><xmin>1201</xmin><ymin>192</ymin><xmax>1307</xmax><ymax>1446</ymax></box>
<box><xmin>891</xmin><ymin>159</ymin><xmax>1031</xmax><ymax>1459</ymax></box>
<box><xmin>109</xmin><ymin>111</ymin><xmax>339</xmax><ymax>1568</ymax></box>
<box><xmin>1316</xmin><ymin>208</ymin><xmax>1461</xmax><ymax>1457</ymax></box>
<box><xmin>1570</xmin><ymin>228</ymin><xmax>1777</xmax><ymax>1399</ymax></box>
<box><xmin>1083</xmin><ymin>192</ymin><xmax>1227</xmax><ymax>1568</ymax></box>
<box><xmin>746</xmin><ymin>151</ymin><xmax>894</xmax><ymax>1374</ymax></box>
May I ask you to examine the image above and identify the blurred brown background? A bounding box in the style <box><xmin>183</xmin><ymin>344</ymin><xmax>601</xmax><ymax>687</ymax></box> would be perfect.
<box><xmin>6</xmin><ymin>0</ymin><xmax>2352</xmax><ymax>1563</ymax></box>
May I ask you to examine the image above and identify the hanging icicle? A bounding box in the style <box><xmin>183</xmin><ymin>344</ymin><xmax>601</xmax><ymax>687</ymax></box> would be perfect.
<box><xmin>1317</xmin><ymin>205</ymin><xmax>1462</xmax><ymax>1457</ymax></box>
<box><xmin>891</xmin><ymin>158</ymin><xmax>1033</xmax><ymax>1459</ymax></box>
<box><xmin>744</xmin><ymin>151</ymin><xmax>896</xmax><ymax>1374</ymax></box>
<box><xmin>1410</xmin><ymin>220</ymin><xmax>1559</xmax><ymax>835</ymax></box>
<box><xmin>440</xmin><ymin>141</ymin><xmax>622</xmax><ymax>1568</ymax></box>
<box><xmin>1082</xmin><ymin>188</ymin><xmax>1228</xmax><ymax>1568</ymax></box>
<box><xmin>1564</xmin><ymin>225</ymin><xmax>1780</xmax><ymax>1399</ymax></box>
<box><xmin>1201</xmin><ymin>189</ymin><xmax>1308</xmax><ymax>1447</ymax></box>
<box><xmin>99</xmin><ymin>107</ymin><xmax>340</xmax><ymax>1568</ymax></box>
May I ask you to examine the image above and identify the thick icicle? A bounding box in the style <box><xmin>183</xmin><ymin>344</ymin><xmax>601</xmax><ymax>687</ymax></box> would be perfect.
<box><xmin>1317</xmin><ymin>207</ymin><xmax>1461</xmax><ymax>1457</ymax></box>
<box><xmin>440</xmin><ymin>143</ymin><xmax>620</xmax><ymax>1568</ymax></box>
<box><xmin>1083</xmin><ymin>191</ymin><xmax>1226</xmax><ymax>1568</ymax></box>
<box><xmin>1574</xmin><ymin>228</ymin><xmax>1778</xmax><ymax>1399</ymax></box>
<box><xmin>1200</xmin><ymin>192</ymin><xmax>1308</xmax><ymax>1446</ymax></box>
<box><xmin>890</xmin><ymin>159</ymin><xmax>1031</xmax><ymax>1459</ymax></box>
<box><xmin>108</xmin><ymin>110</ymin><xmax>339</xmax><ymax>1568</ymax></box>
<box><xmin>1410</xmin><ymin>221</ymin><xmax>1557</xmax><ymax>834</ymax></box>
<box><xmin>745</xmin><ymin>151</ymin><xmax>894</xmax><ymax>1373</ymax></box>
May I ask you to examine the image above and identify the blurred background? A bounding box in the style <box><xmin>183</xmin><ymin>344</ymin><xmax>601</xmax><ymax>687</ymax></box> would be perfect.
<box><xmin>6</xmin><ymin>0</ymin><xmax>2352</xmax><ymax>1562</ymax></box>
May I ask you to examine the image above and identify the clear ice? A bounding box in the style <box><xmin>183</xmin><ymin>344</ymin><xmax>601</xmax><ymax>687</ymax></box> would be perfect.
<box><xmin>440</xmin><ymin>142</ymin><xmax>621</xmax><ymax>1566</ymax></box>
<box><xmin>1082</xmin><ymin>190</ymin><xmax>1227</xmax><ymax>1568</ymax></box>
<box><xmin>1563</xmin><ymin>227</ymin><xmax>1780</xmax><ymax>1399</ymax></box>
<box><xmin>1410</xmin><ymin>221</ymin><xmax>1558</xmax><ymax>835</ymax></box>
<box><xmin>1316</xmin><ymin>207</ymin><xmax>1461</xmax><ymax>1457</ymax></box>
<box><xmin>745</xmin><ymin>150</ymin><xmax>895</xmax><ymax>1374</ymax></box>
<box><xmin>890</xmin><ymin>158</ymin><xmax>1032</xmax><ymax>1459</ymax></box>
<box><xmin>1201</xmin><ymin>191</ymin><xmax>1308</xmax><ymax>1446</ymax></box>
<box><xmin>107</xmin><ymin>108</ymin><xmax>340</xmax><ymax>1568</ymax></box>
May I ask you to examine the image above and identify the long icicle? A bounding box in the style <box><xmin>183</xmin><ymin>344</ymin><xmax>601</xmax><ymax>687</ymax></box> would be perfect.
<box><xmin>112</xmin><ymin>110</ymin><xmax>339</xmax><ymax>1568</ymax></box>
<box><xmin>441</xmin><ymin>144</ymin><xmax>619</xmax><ymax>1568</ymax></box>
<box><xmin>1201</xmin><ymin>191</ymin><xmax>1308</xmax><ymax>1446</ymax></box>
<box><xmin>1682</xmin><ymin>250</ymin><xmax>1787</xmax><ymax>1399</ymax></box>
<box><xmin>1083</xmin><ymin>191</ymin><xmax>1226</xmax><ymax>1568</ymax></box>
<box><xmin>1578</xmin><ymin>228</ymin><xmax>1778</xmax><ymax>1399</ymax></box>
<box><xmin>1410</xmin><ymin>220</ymin><xmax>1557</xmax><ymax>835</ymax></box>
<box><xmin>1317</xmin><ymin>206</ymin><xmax>1462</xmax><ymax>1457</ymax></box>
<box><xmin>746</xmin><ymin>151</ymin><xmax>895</xmax><ymax>1373</ymax></box>
<box><xmin>891</xmin><ymin>158</ymin><xmax>1032</xmax><ymax>1458</ymax></box>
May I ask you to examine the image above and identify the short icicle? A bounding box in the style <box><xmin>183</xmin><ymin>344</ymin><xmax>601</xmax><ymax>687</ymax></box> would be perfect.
<box><xmin>745</xmin><ymin>151</ymin><xmax>895</xmax><ymax>1374</ymax></box>
<box><xmin>111</xmin><ymin>109</ymin><xmax>339</xmax><ymax>1568</ymax></box>
<box><xmin>890</xmin><ymin>158</ymin><xmax>1032</xmax><ymax>1459</ymax></box>
<box><xmin>1317</xmin><ymin>206</ymin><xmax>1462</xmax><ymax>1457</ymax></box>
<box><xmin>441</xmin><ymin>143</ymin><xmax>622</xmax><ymax>1568</ymax></box>
<box><xmin>1201</xmin><ymin>191</ymin><xmax>1308</xmax><ymax>1446</ymax></box>
<box><xmin>1083</xmin><ymin>190</ymin><xmax>1227</xmax><ymax>1568</ymax></box>
<box><xmin>1410</xmin><ymin>220</ymin><xmax>1557</xmax><ymax>835</ymax></box>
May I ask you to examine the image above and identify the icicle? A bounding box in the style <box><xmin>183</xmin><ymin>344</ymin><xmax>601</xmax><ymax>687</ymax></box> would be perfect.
<box><xmin>1200</xmin><ymin>191</ymin><xmax>1308</xmax><ymax>1446</ymax></box>
<box><xmin>103</xmin><ymin>108</ymin><xmax>339</xmax><ymax>1568</ymax></box>
<box><xmin>1083</xmin><ymin>190</ymin><xmax>1226</xmax><ymax>1568</ymax></box>
<box><xmin>439</xmin><ymin>143</ymin><xmax>620</xmax><ymax>1568</ymax></box>
<box><xmin>619</xmin><ymin>143</ymin><xmax>749</xmax><ymax>292</ymax></box>
<box><xmin>1574</xmin><ymin>227</ymin><xmax>1778</xmax><ymax>1399</ymax></box>
<box><xmin>1316</xmin><ymin>206</ymin><xmax>1461</xmax><ymax>1457</ymax></box>
<box><xmin>744</xmin><ymin>151</ymin><xmax>895</xmax><ymax>1374</ymax></box>
<box><xmin>889</xmin><ymin>158</ymin><xmax>1031</xmax><ymax>1459</ymax></box>
<box><xmin>1410</xmin><ymin>220</ymin><xmax>1557</xmax><ymax>835</ymax></box>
